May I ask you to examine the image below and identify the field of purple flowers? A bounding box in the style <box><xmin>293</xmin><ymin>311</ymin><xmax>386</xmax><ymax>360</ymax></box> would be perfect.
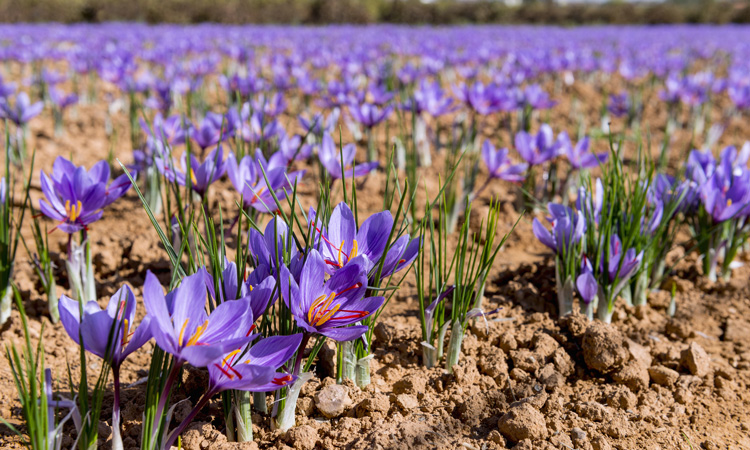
<box><xmin>1</xmin><ymin>24</ymin><xmax>750</xmax><ymax>450</ymax></box>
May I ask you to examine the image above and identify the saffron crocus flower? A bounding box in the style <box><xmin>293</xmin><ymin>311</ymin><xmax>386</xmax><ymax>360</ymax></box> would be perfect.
<box><xmin>58</xmin><ymin>284</ymin><xmax>152</xmax><ymax>367</ymax></box>
<box><xmin>481</xmin><ymin>140</ymin><xmax>528</xmax><ymax>182</ymax></box>
<box><xmin>59</xmin><ymin>284</ymin><xmax>152</xmax><ymax>450</ymax></box>
<box><xmin>532</xmin><ymin>204</ymin><xmax>585</xmax><ymax>255</ymax></box>
<box><xmin>700</xmin><ymin>169</ymin><xmax>750</xmax><ymax>223</ymax></box>
<box><xmin>308</xmin><ymin>202</ymin><xmax>392</xmax><ymax>275</ymax></box>
<box><xmin>608</xmin><ymin>92</ymin><xmax>630</xmax><ymax>118</ymax></box>
<box><xmin>601</xmin><ymin>234</ymin><xmax>642</xmax><ymax>283</ymax></box>
<box><xmin>189</xmin><ymin>112</ymin><xmax>234</xmax><ymax>151</ymax></box>
<box><xmin>280</xmin><ymin>250</ymin><xmax>384</xmax><ymax>342</ymax></box>
<box><xmin>226</xmin><ymin>151</ymin><xmax>299</xmax><ymax>213</ymax></box>
<box><xmin>0</xmin><ymin>92</ymin><xmax>43</xmax><ymax>126</ymax></box>
<box><xmin>142</xmin><ymin>270</ymin><xmax>256</xmax><ymax>368</ymax></box>
<box><xmin>318</xmin><ymin>133</ymin><xmax>378</xmax><ymax>179</ymax></box>
<box><xmin>522</xmin><ymin>84</ymin><xmax>556</xmax><ymax>110</ymax></box>
<box><xmin>556</xmin><ymin>132</ymin><xmax>607</xmax><ymax>170</ymax></box>
<box><xmin>247</xmin><ymin>216</ymin><xmax>305</xmax><ymax>280</ymax></box>
<box><xmin>207</xmin><ymin>334</ymin><xmax>302</xmax><ymax>393</ymax></box>
<box><xmin>375</xmin><ymin>234</ymin><xmax>420</xmax><ymax>281</ymax></box>
<box><xmin>515</xmin><ymin>124</ymin><xmax>558</xmax><ymax>166</ymax></box>
<box><xmin>402</xmin><ymin>80</ymin><xmax>455</xmax><ymax>118</ymax></box>
<box><xmin>140</xmin><ymin>114</ymin><xmax>186</xmax><ymax>146</ymax></box>
<box><xmin>348</xmin><ymin>101</ymin><xmax>393</xmax><ymax>129</ymax></box>
<box><xmin>156</xmin><ymin>146</ymin><xmax>225</xmax><ymax>198</ymax></box>
<box><xmin>49</xmin><ymin>87</ymin><xmax>78</xmax><ymax>111</ymax></box>
<box><xmin>576</xmin><ymin>258</ymin><xmax>598</xmax><ymax>305</ymax></box>
<box><xmin>39</xmin><ymin>157</ymin><xmax>132</xmax><ymax>233</ymax></box>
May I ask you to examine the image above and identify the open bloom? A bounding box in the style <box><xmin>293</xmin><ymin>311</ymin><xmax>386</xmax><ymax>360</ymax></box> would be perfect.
<box><xmin>156</xmin><ymin>146</ymin><xmax>225</xmax><ymax>197</ymax></box>
<box><xmin>532</xmin><ymin>204</ymin><xmax>585</xmax><ymax>255</ymax></box>
<box><xmin>227</xmin><ymin>151</ymin><xmax>294</xmax><ymax>213</ymax></box>
<box><xmin>0</xmin><ymin>92</ymin><xmax>43</xmax><ymax>126</ymax></box>
<box><xmin>207</xmin><ymin>334</ymin><xmax>302</xmax><ymax>393</ymax></box>
<box><xmin>318</xmin><ymin>133</ymin><xmax>378</xmax><ymax>179</ymax></box>
<box><xmin>700</xmin><ymin>167</ymin><xmax>750</xmax><ymax>223</ymax></box>
<box><xmin>39</xmin><ymin>157</ymin><xmax>132</xmax><ymax>233</ymax></box>
<box><xmin>515</xmin><ymin>124</ymin><xmax>558</xmax><ymax>166</ymax></box>
<box><xmin>601</xmin><ymin>234</ymin><xmax>642</xmax><ymax>283</ymax></box>
<box><xmin>308</xmin><ymin>202</ymin><xmax>391</xmax><ymax>275</ymax></box>
<box><xmin>401</xmin><ymin>80</ymin><xmax>455</xmax><ymax>117</ymax></box>
<box><xmin>556</xmin><ymin>132</ymin><xmax>607</xmax><ymax>170</ymax></box>
<box><xmin>59</xmin><ymin>285</ymin><xmax>152</xmax><ymax>367</ymax></box>
<box><xmin>140</xmin><ymin>114</ymin><xmax>186</xmax><ymax>147</ymax></box>
<box><xmin>142</xmin><ymin>270</ymin><xmax>256</xmax><ymax>367</ymax></box>
<box><xmin>248</xmin><ymin>216</ymin><xmax>305</xmax><ymax>281</ymax></box>
<box><xmin>189</xmin><ymin>112</ymin><xmax>235</xmax><ymax>150</ymax></box>
<box><xmin>280</xmin><ymin>250</ymin><xmax>384</xmax><ymax>341</ymax></box>
<box><xmin>348</xmin><ymin>101</ymin><xmax>393</xmax><ymax>128</ymax></box>
<box><xmin>481</xmin><ymin>140</ymin><xmax>527</xmax><ymax>182</ymax></box>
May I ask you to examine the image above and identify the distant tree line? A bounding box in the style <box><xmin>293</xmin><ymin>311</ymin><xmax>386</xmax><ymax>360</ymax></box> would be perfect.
<box><xmin>2</xmin><ymin>0</ymin><xmax>750</xmax><ymax>24</ymax></box>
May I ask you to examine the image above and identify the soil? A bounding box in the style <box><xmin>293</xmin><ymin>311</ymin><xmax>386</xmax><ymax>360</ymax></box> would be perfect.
<box><xmin>1</xmin><ymin>69</ymin><xmax>750</xmax><ymax>450</ymax></box>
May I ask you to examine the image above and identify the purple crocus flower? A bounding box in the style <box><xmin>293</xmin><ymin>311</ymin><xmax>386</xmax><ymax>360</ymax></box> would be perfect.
<box><xmin>700</xmin><ymin>169</ymin><xmax>750</xmax><ymax>223</ymax></box>
<box><xmin>522</xmin><ymin>84</ymin><xmax>556</xmax><ymax>110</ymax></box>
<box><xmin>481</xmin><ymin>140</ymin><xmax>528</xmax><ymax>182</ymax></box>
<box><xmin>0</xmin><ymin>92</ymin><xmax>43</xmax><ymax>126</ymax></box>
<box><xmin>608</xmin><ymin>92</ymin><xmax>631</xmax><ymax>118</ymax></box>
<box><xmin>39</xmin><ymin>157</ymin><xmax>132</xmax><ymax>233</ymax></box>
<box><xmin>515</xmin><ymin>124</ymin><xmax>558</xmax><ymax>166</ymax></box>
<box><xmin>142</xmin><ymin>270</ymin><xmax>256</xmax><ymax>368</ymax></box>
<box><xmin>348</xmin><ymin>101</ymin><xmax>393</xmax><ymax>129</ymax></box>
<box><xmin>207</xmin><ymin>334</ymin><xmax>302</xmax><ymax>393</ymax></box>
<box><xmin>402</xmin><ymin>80</ymin><xmax>455</xmax><ymax>118</ymax></box>
<box><xmin>318</xmin><ymin>133</ymin><xmax>378</xmax><ymax>179</ymax></box>
<box><xmin>279</xmin><ymin>250</ymin><xmax>384</xmax><ymax>342</ymax></box>
<box><xmin>308</xmin><ymin>202</ymin><xmax>392</xmax><ymax>275</ymax></box>
<box><xmin>140</xmin><ymin>114</ymin><xmax>186</xmax><ymax>146</ymax></box>
<box><xmin>532</xmin><ymin>204</ymin><xmax>585</xmax><ymax>255</ymax></box>
<box><xmin>248</xmin><ymin>216</ymin><xmax>305</xmax><ymax>281</ymax></box>
<box><xmin>58</xmin><ymin>284</ymin><xmax>152</xmax><ymax>367</ymax></box>
<box><xmin>576</xmin><ymin>257</ymin><xmax>598</xmax><ymax>304</ymax></box>
<box><xmin>601</xmin><ymin>234</ymin><xmax>642</xmax><ymax>282</ymax></box>
<box><xmin>226</xmin><ymin>151</ymin><xmax>301</xmax><ymax>213</ymax></box>
<box><xmin>189</xmin><ymin>112</ymin><xmax>235</xmax><ymax>150</ymax></box>
<box><xmin>556</xmin><ymin>132</ymin><xmax>607</xmax><ymax>170</ymax></box>
<box><xmin>156</xmin><ymin>146</ymin><xmax>225</xmax><ymax>197</ymax></box>
<box><xmin>48</xmin><ymin>87</ymin><xmax>78</xmax><ymax>111</ymax></box>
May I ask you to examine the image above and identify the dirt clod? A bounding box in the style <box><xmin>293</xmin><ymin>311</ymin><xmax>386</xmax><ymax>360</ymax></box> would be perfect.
<box><xmin>314</xmin><ymin>384</ymin><xmax>352</xmax><ymax>419</ymax></box>
<box><xmin>681</xmin><ymin>342</ymin><xmax>711</xmax><ymax>377</ymax></box>
<box><xmin>583</xmin><ymin>322</ymin><xmax>629</xmax><ymax>373</ymax></box>
<box><xmin>498</xmin><ymin>402</ymin><xmax>549</xmax><ymax>443</ymax></box>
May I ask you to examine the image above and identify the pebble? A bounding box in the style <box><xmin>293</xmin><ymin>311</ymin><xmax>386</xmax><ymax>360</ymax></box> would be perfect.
<box><xmin>648</xmin><ymin>365</ymin><xmax>680</xmax><ymax>387</ymax></box>
<box><xmin>314</xmin><ymin>384</ymin><xmax>351</xmax><ymax>419</ymax></box>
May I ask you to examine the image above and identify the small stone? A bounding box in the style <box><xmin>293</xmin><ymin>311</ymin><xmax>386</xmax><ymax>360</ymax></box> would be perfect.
<box><xmin>674</xmin><ymin>387</ymin><xmax>694</xmax><ymax>405</ymax></box>
<box><xmin>649</xmin><ymin>365</ymin><xmax>680</xmax><ymax>386</ymax></box>
<box><xmin>681</xmin><ymin>342</ymin><xmax>710</xmax><ymax>377</ymax></box>
<box><xmin>606</xmin><ymin>387</ymin><xmax>637</xmax><ymax>410</ymax></box>
<box><xmin>612</xmin><ymin>360</ymin><xmax>649</xmax><ymax>392</ymax></box>
<box><xmin>286</xmin><ymin>425</ymin><xmax>317</xmax><ymax>450</ymax></box>
<box><xmin>498</xmin><ymin>403</ymin><xmax>549</xmax><ymax>442</ymax></box>
<box><xmin>571</xmin><ymin>427</ymin><xmax>587</xmax><ymax>443</ymax></box>
<box><xmin>582</xmin><ymin>322</ymin><xmax>629</xmax><ymax>373</ymax></box>
<box><xmin>314</xmin><ymin>385</ymin><xmax>352</xmax><ymax>419</ymax></box>
<box><xmin>549</xmin><ymin>433</ymin><xmax>574</xmax><ymax>449</ymax></box>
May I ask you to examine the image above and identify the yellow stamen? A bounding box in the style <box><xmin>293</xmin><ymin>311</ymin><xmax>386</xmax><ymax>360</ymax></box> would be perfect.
<box><xmin>315</xmin><ymin>303</ymin><xmax>341</xmax><ymax>326</ymax></box>
<box><xmin>728</xmin><ymin>199</ymin><xmax>733</xmax><ymax>207</ymax></box>
<box><xmin>308</xmin><ymin>294</ymin><xmax>329</xmax><ymax>323</ymax></box>
<box><xmin>178</xmin><ymin>319</ymin><xmax>190</xmax><ymax>346</ymax></box>
<box><xmin>351</xmin><ymin>239</ymin><xmax>358</xmax><ymax>258</ymax></box>
<box><xmin>190</xmin><ymin>168</ymin><xmax>197</xmax><ymax>185</ymax></box>
<box><xmin>186</xmin><ymin>320</ymin><xmax>209</xmax><ymax>346</ymax></box>
<box><xmin>337</xmin><ymin>240</ymin><xmax>345</xmax><ymax>266</ymax></box>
